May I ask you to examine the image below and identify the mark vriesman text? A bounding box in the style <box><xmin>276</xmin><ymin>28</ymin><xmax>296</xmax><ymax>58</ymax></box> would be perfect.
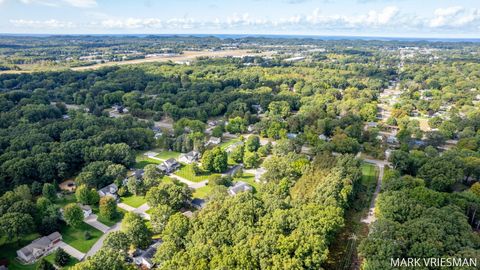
<box><xmin>391</xmin><ymin>258</ymin><xmax>477</xmax><ymax>268</ymax></box>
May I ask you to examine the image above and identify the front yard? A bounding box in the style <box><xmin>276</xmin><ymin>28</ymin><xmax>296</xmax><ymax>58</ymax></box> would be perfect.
<box><xmin>60</xmin><ymin>223</ymin><xmax>102</xmax><ymax>253</ymax></box>
<box><xmin>175</xmin><ymin>164</ymin><xmax>220</xmax><ymax>183</ymax></box>
<box><xmin>120</xmin><ymin>194</ymin><xmax>147</xmax><ymax>208</ymax></box>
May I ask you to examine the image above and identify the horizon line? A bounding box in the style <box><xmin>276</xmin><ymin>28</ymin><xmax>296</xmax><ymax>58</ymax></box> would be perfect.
<box><xmin>0</xmin><ymin>33</ymin><xmax>479</xmax><ymax>41</ymax></box>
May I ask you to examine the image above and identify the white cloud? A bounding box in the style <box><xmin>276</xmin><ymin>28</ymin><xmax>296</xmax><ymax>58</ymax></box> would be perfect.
<box><xmin>6</xmin><ymin>5</ymin><xmax>480</xmax><ymax>34</ymax></box>
<box><xmin>63</xmin><ymin>0</ymin><xmax>97</xmax><ymax>8</ymax></box>
<box><xmin>10</xmin><ymin>19</ymin><xmax>76</xmax><ymax>28</ymax></box>
<box><xmin>429</xmin><ymin>6</ymin><xmax>480</xmax><ymax>28</ymax></box>
<box><xmin>14</xmin><ymin>0</ymin><xmax>96</xmax><ymax>8</ymax></box>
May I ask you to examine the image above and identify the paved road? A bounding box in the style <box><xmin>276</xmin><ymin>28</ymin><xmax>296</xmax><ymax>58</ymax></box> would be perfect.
<box><xmin>170</xmin><ymin>174</ymin><xmax>208</xmax><ymax>189</ymax></box>
<box><xmin>133</xmin><ymin>203</ymin><xmax>151</xmax><ymax>220</ymax></box>
<box><xmin>84</xmin><ymin>215</ymin><xmax>109</xmax><ymax>233</ymax></box>
<box><xmin>58</xmin><ymin>241</ymin><xmax>85</xmax><ymax>261</ymax></box>
<box><xmin>117</xmin><ymin>202</ymin><xmax>136</xmax><ymax>212</ymax></box>
<box><xmin>85</xmin><ymin>222</ymin><xmax>122</xmax><ymax>258</ymax></box>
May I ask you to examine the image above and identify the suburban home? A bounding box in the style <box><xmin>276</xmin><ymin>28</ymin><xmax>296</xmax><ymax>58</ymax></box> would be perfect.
<box><xmin>98</xmin><ymin>183</ymin><xmax>119</xmax><ymax>200</ymax></box>
<box><xmin>133</xmin><ymin>241</ymin><xmax>162</xmax><ymax>269</ymax></box>
<box><xmin>287</xmin><ymin>133</ymin><xmax>298</xmax><ymax>139</ymax></box>
<box><xmin>16</xmin><ymin>232</ymin><xmax>62</xmax><ymax>263</ymax></box>
<box><xmin>178</xmin><ymin>151</ymin><xmax>201</xmax><ymax>164</ymax></box>
<box><xmin>228</xmin><ymin>181</ymin><xmax>253</xmax><ymax>196</ymax></box>
<box><xmin>157</xmin><ymin>158</ymin><xmax>180</xmax><ymax>174</ymax></box>
<box><xmin>112</xmin><ymin>105</ymin><xmax>128</xmax><ymax>114</ymax></box>
<box><xmin>206</xmin><ymin>136</ymin><xmax>221</xmax><ymax>146</ymax></box>
<box><xmin>123</xmin><ymin>169</ymin><xmax>144</xmax><ymax>186</ymax></box>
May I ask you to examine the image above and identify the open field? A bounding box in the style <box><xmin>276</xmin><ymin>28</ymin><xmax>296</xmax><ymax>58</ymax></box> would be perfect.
<box><xmin>71</xmin><ymin>50</ymin><xmax>272</xmax><ymax>71</ymax></box>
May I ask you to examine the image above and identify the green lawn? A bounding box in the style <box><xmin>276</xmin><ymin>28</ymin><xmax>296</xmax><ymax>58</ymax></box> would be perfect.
<box><xmin>0</xmin><ymin>233</ymin><xmax>41</xmax><ymax>270</ymax></box>
<box><xmin>361</xmin><ymin>163</ymin><xmax>378</xmax><ymax>187</ymax></box>
<box><xmin>193</xmin><ymin>185</ymin><xmax>213</xmax><ymax>199</ymax></box>
<box><xmin>57</xmin><ymin>194</ymin><xmax>76</xmax><ymax>208</ymax></box>
<box><xmin>134</xmin><ymin>156</ymin><xmax>161</xmax><ymax>169</ymax></box>
<box><xmin>60</xmin><ymin>223</ymin><xmax>102</xmax><ymax>253</ymax></box>
<box><xmin>175</xmin><ymin>164</ymin><xmax>220</xmax><ymax>183</ymax></box>
<box><xmin>120</xmin><ymin>194</ymin><xmax>147</xmax><ymax>208</ymax></box>
<box><xmin>155</xmin><ymin>151</ymin><xmax>181</xmax><ymax>160</ymax></box>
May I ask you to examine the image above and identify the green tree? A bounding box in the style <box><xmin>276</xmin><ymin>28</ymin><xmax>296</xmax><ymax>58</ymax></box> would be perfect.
<box><xmin>268</xmin><ymin>101</ymin><xmax>290</xmax><ymax>119</ymax></box>
<box><xmin>75</xmin><ymin>184</ymin><xmax>92</xmax><ymax>205</ymax></box>
<box><xmin>246</xmin><ymin>135</ymin><xmax>261</xmax><ymax>152</ymax></box>
<box><xmin>14</xmin><ymin>185</ymin><xmax>32</xmax><ymax>200</ymax></box>
<box><xmin>121</xmin><ymin>212</ymin><xmax>151</xmax><ymax>249</ymax></box>
<box><xmin>42</xmin><ymin>183</ymin><xmax>57</xmax><ymax>202</ymax></box>
<box><xmin>103</xmin><ymin>231</ymin><xmax>131</xmax><ymax>252</ymax></box>
<box><xmin>99</xmin><ymin>196</ymin><xmax>117</xmax><ymax>220</ymax></box>
<box><xmin>54</xmin><ymin>248</ymin><xmax>71</xmax><ymax>267</ymax></box>
<box><xmin>201</xmin><ymin>147</ymin><xmax>228</xmax><ymax>173</ymax></box>
<box><xmin>150</xmin><ymin>205</ymin><xmax>175</xmax><ymax>234</ymax></box>
<box><xmin>70</xmin><ymin>248</ymin><xmax>133</xmax><ymax>270</ymax></box>
<box><xmin>229</xmin><ymin>145</ymin><xmax>244</xmax><ymax>164</ymax></box>
<box><xmin>37</xmin><ymin>259</ymin><xmax>55</xmax><ymax>270</ymax></box>
<box><xmin>143</xmin><ymin>164</ymin><xmax>163</xmax><ymax>189</ymax></box>
<box><xmin>146</xmin><ymin>182</ymin><xmax>192</xmax><ymax>211</ymax></box>
<box><xmin>0</xmin><ymin>212</ymin><xmax>34</xmax><ymax>241</ymax></box>
<box><xmin>63</xmin><ymin>203</ymin><xmax>84</xmax><ymax>227</ymax></box>
<box><xmin>244</xmin><ymin>151</ymin><xmax>260</xmax><ymax>169</ymax></box>
<box><xmin>226</xmin><ymin>117</ymin><xmax>247</xmax><ymax>134</ymax></box>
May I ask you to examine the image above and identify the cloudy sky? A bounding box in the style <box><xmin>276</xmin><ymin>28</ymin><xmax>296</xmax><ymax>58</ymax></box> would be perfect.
<box><xmin>0</xmin><ymin>0</ymin><xmax>479</xmax><ymax>37</ymax></box>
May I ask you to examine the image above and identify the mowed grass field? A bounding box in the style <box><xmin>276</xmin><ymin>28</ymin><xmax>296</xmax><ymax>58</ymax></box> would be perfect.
<box><xmin>175</xmin><ymin>164</ymin><xmax>220</xmax><ymax>183</ymax></box>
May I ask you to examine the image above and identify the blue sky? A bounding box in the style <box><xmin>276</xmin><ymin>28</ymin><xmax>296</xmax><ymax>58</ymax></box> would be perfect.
<box><xmin>0</xmin><ymin>0</ymin><xmax>479</xmax><ymax>37</ymax></box>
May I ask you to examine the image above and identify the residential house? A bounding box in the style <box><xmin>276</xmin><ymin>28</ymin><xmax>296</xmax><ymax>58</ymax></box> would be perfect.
<box><xmin>318</xmin><ymin>134</ymin><xmax>328</xmax><ymax>141</ymax></box>
<box><xmin>98</xmin><ymin>183</ymin><xmax>119</xmax><ymax>200</ymax></box>
<box><xmin>157</xmin><ymin>158</ymin><xmax>180</xmax><ymax>174</ymax></box>
<box><xmin>228</xmin><ymin>181</ymin><xmax>253</xmax><ymax>196</ymax></box>
<box><xmin>16</xmin><ymin>232</ymin><xmax>62</xmax><ymax>263</ymax></box>
<box><xmin>123</xmin><ymin>169</ymin><xmax>144</xmax><ymax>186</ymax></box>
<box><xmin>364</xmin><ymin>122</ymin><xmax>378</xmax><ymax>130</ymax></box>
<box><xmin>133</xmin><ymin>241</ymin><xmax>162</xmax><ymax>269</ymax></box>
<box><xmin>206</xmin><ymin>136</ymin><xmax>221</xmax><ymax>147</ymax></box>
<box><xmin>178</xmin><ymin>151</ymin><xmax>201</xmax><ymax>164</ymax></box>
<box><xmin>387</xmin><ymin>135</ymin><xmax>398</xmax><ymax>145</ymax></box>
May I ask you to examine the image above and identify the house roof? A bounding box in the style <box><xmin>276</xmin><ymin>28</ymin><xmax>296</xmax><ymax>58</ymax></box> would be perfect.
<box><xmin>228</xmin><ymin>181</ymin><xmax>252</xmax><ymax>195</ymax></box>
<box><xmin>18</xmin><ymin>232</ymin><xmax>61</xmax><ymax>257</ymax></box>
<box><xmin>99</xmin><ymin>183</ymin><xmax>118</xmax><ymax>194</ymax></box>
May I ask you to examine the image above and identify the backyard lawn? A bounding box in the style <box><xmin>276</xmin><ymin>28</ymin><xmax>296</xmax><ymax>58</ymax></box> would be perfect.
<box><xmin>155</xmin><ymin>151</ymin><xmax>181</xmax><ymax>160</ymax></box>
<box><xmin>175</xmin><ymin>164</ymin><xmax>220</xmax><ymax>182</ymax></box>
<box><xmin>121</xmin><ymin>194</ymin><xmax>147</xmax><ymax>208</ymax></box>
<box><xmin>57</xmin><ymin>194</ymin><xmax>76</xmax><ymax>208</ymax></box>
<box><xmin>193</xmin><ymin>185</ymin><xmax>213</xmax><ymax>199</ymax></box>
<box><xmin>134</xmin><ymin>156</ymin><xmax>161</xmax><ymax>169</ymax></box>
<box><xmin>60</xmin><ymin>223</ymin><xmax>102</xmax><ymax>253</ymax></box>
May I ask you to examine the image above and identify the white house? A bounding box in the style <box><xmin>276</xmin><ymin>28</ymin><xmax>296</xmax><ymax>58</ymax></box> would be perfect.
<box><xmin>178</xmin><ymin>151</ymin><xmax>201</xmax><ymax>164</ymax></box>
<box><xmin>157</xmin><ymin>158</ymin><xmax>180</xmax><ymax>174</ymax></box>
<box><xmin>206</xmin><ymin>136</ymin><xmax>221</xmax><ymax>146</ymax></box>
<box><xmin>17</xmin><ymin>232</ymin><xmax>62</xmax><ymax>263</ymax></box>
<box><xmin>228</xmin><ymin>181</ymin><xmax>253</xmax><ymax>196</ymax></box>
